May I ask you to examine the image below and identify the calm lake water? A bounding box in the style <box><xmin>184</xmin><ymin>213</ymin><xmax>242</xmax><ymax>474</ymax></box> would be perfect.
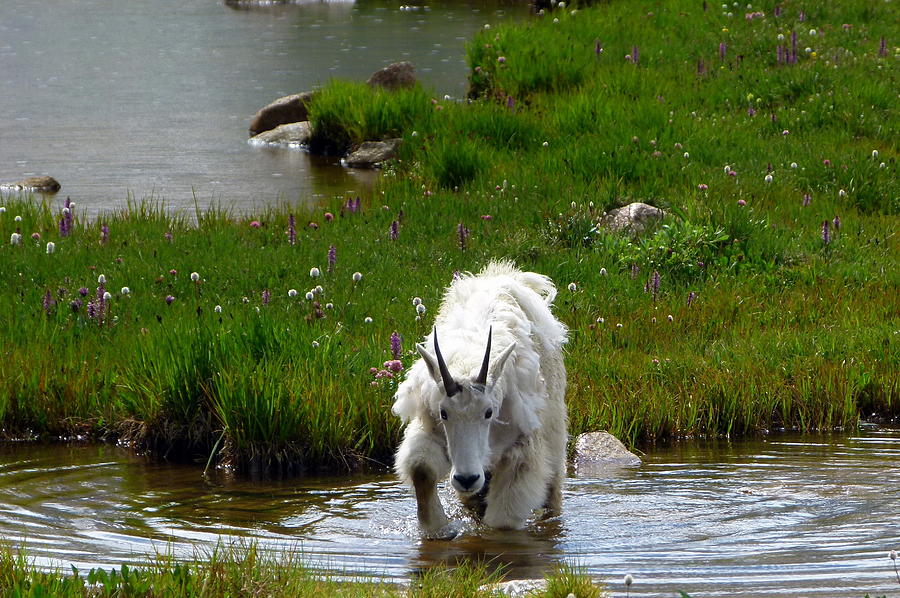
<box><xmin>1</xmin><ymin>429</ymin><xmax>898</xmax><ymax>597</ymax></box>
<box><xmin>0</xmin><ymin>0</ymin><xmax>526</xmax><ymax>217</ymax></box>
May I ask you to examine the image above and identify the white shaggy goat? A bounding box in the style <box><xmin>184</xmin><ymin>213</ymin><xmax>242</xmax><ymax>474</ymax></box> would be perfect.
<box><xmin>392</xmin><ymin>261</ymin><xmax>568</xmax><ymax>536</ymax></box>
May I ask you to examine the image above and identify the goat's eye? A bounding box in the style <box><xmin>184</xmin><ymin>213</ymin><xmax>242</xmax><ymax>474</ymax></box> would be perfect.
<box><xmin>440</xmin><ymin>409</ymin><xmax>448</xmax><ymax>420</ymax></box>
<box><xmin>485</xmin><ymin>408</ymin><xmax>493</xmax><ymax>419</ymax></box>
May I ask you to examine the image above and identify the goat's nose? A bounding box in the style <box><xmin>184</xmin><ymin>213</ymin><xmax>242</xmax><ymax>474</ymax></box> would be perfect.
<box><xmin>453</xmin><ymin>473</ymin><xmax>481</xmax><ymax>491</ymax></box>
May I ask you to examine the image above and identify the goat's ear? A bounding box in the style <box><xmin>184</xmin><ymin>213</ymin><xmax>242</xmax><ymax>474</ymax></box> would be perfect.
<box><xmin>488</xmin><ymin>342</ymin><xmax>516</xmax><ymax>386</ymax></box>
<box><xmin>416</xmin><ymin>343</ymin><xmax>443</xmax><ymax>387</ymax></box>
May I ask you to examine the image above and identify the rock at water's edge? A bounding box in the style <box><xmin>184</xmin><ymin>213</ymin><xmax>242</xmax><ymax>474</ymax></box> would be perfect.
<box><xmin>480</xmin><ymin>579</ymin><xmax>548</xmax><ymax>597</ymax></box>
<box><xmin>0</xmin><ymin>176</ymin><xmax>61</xmax><ymax>193</ymax></box>
<box><xmin>573</xmin><ymin>431</ymin><xmax>642</xmax><ymax>475</ymax></box>
<box><xmin>343</xmin><ymin>138</ymin><xmax>402</xmax><ymax>169</ymax></box>
<box><xmin>598</xmin><ymin>201</ymin><xmax>665</xmax><ymax>235</ymax></box>
<box><xmin>249</xmin><ymin>92</ymin><xmax>314</xmax><ymax>136</ymax></box>
<box><xmin>249</xmin><ymin>121</ymin><xmax>312</xmax><ymax>146</ymax></box>
<box><xmin>366</xmin><ymin>61</ymin><xmax>417</xmax><ymax>91</ymax></box>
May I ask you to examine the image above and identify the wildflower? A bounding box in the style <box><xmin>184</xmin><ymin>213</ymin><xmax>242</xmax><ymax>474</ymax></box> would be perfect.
<box><xmin>364</xmin><ymin>316</ymin><xmax>373</xmax><ymax>324</ymax></box>
<box><xmin>616</xmin><ymin>323</ymin><xmax>623</xmax><ymax>329</ymax></box>
<box><xmin>737</xmin><ymin>199</ymin><xmax>747</xmax><ymax>206</ymax></box>
<box><xmin>719</xmin><ymin>42</ymin><xmax>726</xmax><ymax>60</ymax></box>
<box><xmin>164</xmin><ymin>231</ymin><xmax>173</xmax><ymax>242</ymax></box>
<box><xmin>384</xmin><ymin>359</ymin><xmax>403</xmax><ymax>373</ymax></box>
<box><xmin>764</xmin><ymin>174</ymin><xmax>773</xmax><ymax>183</ymax></box>
<box><xmin>45</xmin><ymin>241</ymin><xmax>55</xmax><ymax>254</ymax></box>
<box><xmin>683</xmin><ymin>152</ymin><xmax>690</xmax><ymax>159</ymax></box>
<box><xmin>249</xmin><ymin>220</ymin><xmax>261</xmax><ymax>228</ymax></box>
<box><xmin>120</xmin><ymin>286</ymin><xmax>130</xmax><ymax>295</ymax></box>
<box><xmin>352</xmin><ymin>271</ymin><xmax>362</xmax><ymax>282</ymax></box>
<box><xmin>312</xmin><ymin>341</ymin><xmax>320</xmax><ymax>348</ymax></box>
<box><xmin>0</xmin><ymin>207</ymin><xmax>4</xmax><ymax>213</ymax></box>
<box><xmin>166</xmin><ymin>295</ymin><xmax>175</xmax><ymax>305</ymax></box>
<box><xmin>70</xmin><ymin>299</ymin><xmax>82</xmax><ymax>313</ymax></box>
<box><xmin>103</xmin><ymin>291</ymin><xmax>112</xmax><ymax>302</ymax></box>
<box><xmin>879</xmin><ymin>36</ymin><xmax>887</xmax><ymax>57</ymax></box>
<box><xmin>838</xmin><ymin>189</ymin><xmax>847</xmax><ymax>198</ymax></box>
<box><xmin>595</xmin><ymin>40</ymin><xmax>603</xmax><ymax>56</ymax></box>
<box><xmin>262</xmin><ymin>289</ymin><xmax>270</xmax><ymax>305</ymax></box>
<box><xmin>790</xmin><ymin>162</ymin><xmax>798</xmax><ymax>168</ymax></box>
<box><xmin>14</xmin><ymin>215</ymin><xmax>21</xmax><ymax>222</ymax></box>
<box><xmin>667</xmin><ymin>314</ymin><xmax>674</xmax><ymax>322</ymax></box>
<box><xmin>497</xmin><ymin>56</ymin><xmax>506</xmax><ymax>64</ymax></box>
<box><xmin>310</xmin><ymin>267</ymin><xmax>321</xmax><ymax>278</ymax></box>
<box><xmin>631</xmin><ymin>263</ymin><xmax>639</xmax><ymax>279</ymax></box>
<box><xmin>823</xmin><ymin>159</ymin><xmax>831</xmax><ymax>166</ymax></box>
<box><xmin>98</xmin><ymin>274</ymin><xmax>106</xmax><ymax>284</ymax></box>
<box><xmin>31</xmin><ymin>232</ymin><xmax>41</xmax><ymax>241</ymax></box>
<box><xmin>821</xmin><ymin>220</ymin><xmax>831</xmax><ymax>245</ymax></box>
<box><xmin>289</xmin><ymin>289</ymin><xmax>298</xmax><ymax>298</ymax></box>
<box><xmin>542</xmin><ymin>141</ymin><xmax>549</xmax><ymax>147</ymax></box>
<box><xmin>802</xmin><ymin>193</ymin><xmax>812</xmax><ymax>207</ymax></box>
<box><xmin>651</xmin><ymin>270</ymin><xmax>660</xmax><ymax>299</ymax></box>
<box><xmin>325</xmin><ymin>302</ymin><xmax>333</xmax><ymax>309</ymax></box>
<box><xmin>724</xmin><ymin>165</ymin><xmax>731</xmax><ymax>173</ymax></box>
<box><xmin>389</xmin><ymin>220</ymin><xmax>399</xmax><ymax>240</ymax></box>
<box><xmin>832</xmin><ymin>215</ymin><xmax>841</xmax><ymax>231</ymax></box>
<box><xmin>624</xmin><ymin>573</ymin><xmax>634</xmax><ymax>589</ymax></box>
<box><xmin>697</xmin><ymin>183</ymin><xmax>708</xmax><ymax>190</ymax></box>
<box><xmin>288</xmin><ymin>214</ymin><xmax>296</xmax><ymax>245</ymax></box>
<box><xmin>567</xmin><ymin>282</ymin><xmax>577</xmax><ymax>292</ymax></box>
<box><xmin>457</xmin><ymin>222</ymin><xmax>470</xmax><ymax>250</ymax></box>
<box><xmin>215</xmin><ymin>305</ymin><xmax>222</xmax><ymax>313</ymax></box>
<box><xmin>871</xmin><ymin>149</ymin><xmax>879</xmax><ymax>159</ymax></box>
<box><xmin>190</xmin><ymin>272</ymin><xmax>200</xmax><ymax>282</ymax></box>
<box><xmin>100</xmin><ymin>224</ymin><xmax>109</xmax><ymax>244</ymax></box>
<box><xmin>390</xmin><ymin>331</ymin><xmax>402</xmax><ymax>359</ymax></box>
<box><xmin>480</xmin><ymin>214</ymin><xmax>492</xmax><ymax>221</ymax></box>
<box><xmin>305</xmin><ymin>291</ymin><xmax>314</xmax><ymax>301</ymax></box>
<box><xmin>600</xmin><ymin>267</ymin><xmax>607</xmax><ymax>276</ymax></box>
<box><xmin>782</xmin><ymin>130</ymin><xmax>789</xmax><ymax>136</ymax></box>
<box><xmin>687</xmin><ymin>291</ymin><xmax>697</xmax><ymax>305</ymax></box>
<box><xmin>328</xmin><ymin>245</ymin><xmax>337</xmax><ymax>272</ymax></box>
<box><xmin>78</xmin><ymin>287</ymin><xmax>89</xmax><ymax>297</ymax></box>
<box><xmin>324</xmin><ymin>212</ymin><xmax>334</xmax><ymax>222</ymax></box>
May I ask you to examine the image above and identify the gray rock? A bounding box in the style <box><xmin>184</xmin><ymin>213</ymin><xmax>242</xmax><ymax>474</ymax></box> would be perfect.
<box><xmin>343</xmin><ymin>138</ymin><xmax>401</xmax><ymax>168</ymax></box>
<box><xmin>249</xmin><ymin>92</ymin><xmax>314</xmax><ymax>136</ymax></box>
<box><xmin>574</xmin><ymin>431</ymin><xmax>641</xmax><ymax>475</ymax></box>
<box><xmin>598</xmin><ymin>202</ymin><xmax>665</xmax><ymax>235</ymax></box>
<box><xmin>366</xmin><ymin>61</ymin><xmax>417</xmax><ymax>91</ymax></box>
<box><xmin>480</xmin><ymin>579</ymin><xmax>548</xmax><ymax>597</ymax></box>
<box><xmin>0</xmin><ymin>176</ymin><xmax>61</xmax><ymax>193</ymax></box>
<box><xmin>249</xmin><ymin>121</ymin><xmax>312</xmax><ymax>147</ymax></box>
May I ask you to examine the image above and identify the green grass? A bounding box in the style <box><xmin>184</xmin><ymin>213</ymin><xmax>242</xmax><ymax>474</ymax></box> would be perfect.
<box><xmin>0</xmin><ymin>545</ymin><xmax>606</xmax><ymax>598</ymax></box>
<box><xmin>0</xmin><ymin>0</ymin><xmax>898</xmax><ymax>470</ymax></box>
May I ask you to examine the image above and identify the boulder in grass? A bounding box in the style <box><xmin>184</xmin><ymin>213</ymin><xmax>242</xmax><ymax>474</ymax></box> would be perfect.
<box><xmin>598</xmin><ymin>202</ymin><xmax>665</xmax><ymax>235</ymax></box>
<box><xmin>249</xmin><ymin>121</ymin><xmax>313</xmax><ymax>147</ymax></box>
<box><xmin>366</xmin><ymin>61</ymin><xmax>416</xmax><ymax>91</ymax></box>
<box><xmin>249</xmin><ymin>92</ymin><xmax>314</xmax><ymax>136</ymax></box>
<box><xmin>342</xmin><ymin>138</ymin><xmax>402</xmax><ymax>169</ymax></box>
<box><xmin>0</xmin><ymin>176</ymin><xmax>61</xmax><ymax>193</ymax></box>
<box><xmin>573</xmin><ymin>431</ymin><xmax>641</xmax><ymax>476</ymax></box>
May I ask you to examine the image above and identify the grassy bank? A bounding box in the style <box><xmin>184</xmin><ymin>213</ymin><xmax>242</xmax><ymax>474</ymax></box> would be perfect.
<box><xmin>1</xmin><ymin>0</ymin><xmax>897</xmax><ymax>472</ymax></box>
<box><xmin>0</xmin><ymin>545</ymin><xmax>603</xmax><ymax>597</ymax></box>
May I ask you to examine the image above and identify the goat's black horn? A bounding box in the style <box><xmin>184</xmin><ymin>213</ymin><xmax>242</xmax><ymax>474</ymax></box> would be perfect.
<box><xmin>433</xmin><ymin>328</ymin><xmax>460</xmax><ymax>396</ymax></box>
<box><xmin>475</xmin><ymin>326</ymin><xmax>492</xmax><ymax>386</ymax></box>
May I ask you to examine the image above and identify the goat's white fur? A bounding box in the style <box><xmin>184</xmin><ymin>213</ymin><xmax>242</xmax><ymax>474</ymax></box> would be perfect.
<box><xmin>393</xmin><ymin>261</ymin><xmax>568</xmax><ymax>535</ymax></box>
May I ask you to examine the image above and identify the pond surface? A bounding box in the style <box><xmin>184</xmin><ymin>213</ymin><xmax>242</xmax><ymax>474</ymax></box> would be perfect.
<box><xmin>1</xmin><ymin>428</ymin><xmax>898</xmax><ymax>597</ymax></box>
<box><xmin>0</xmin><ymin>0</ymin><xmax>526</xmax><ymax>217</ymax></box>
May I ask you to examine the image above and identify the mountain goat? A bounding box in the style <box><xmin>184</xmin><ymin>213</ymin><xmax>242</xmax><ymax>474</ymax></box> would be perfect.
<box><xmin>392</xmin><ymin>261</ymin><xmax>568</xmax><ymax>537</ymax></box>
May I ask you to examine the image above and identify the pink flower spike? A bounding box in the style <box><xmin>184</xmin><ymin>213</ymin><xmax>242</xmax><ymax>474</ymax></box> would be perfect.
<box><xmin>324</xmin><ymin>212</ymin><xmax>334</xmax><ymax>222</ymax></box>
<box><xmin>481</xmin><ymin>214</ymin><xmax>493</xmax><ymax>221</ymax></box>
<box><xmin>737</xmin><ymin>199</ymin><xmax>747</xmax><ymax>206</ymax></box>
<box><xmin>249</xmin><ymin>220</ymin><xmax>261</xmax><ymax>228</ymax></box>
<box><xmin>697</xmin><ymin>183</ymin><xmax>709</xmax><ymax>191</ymax></box>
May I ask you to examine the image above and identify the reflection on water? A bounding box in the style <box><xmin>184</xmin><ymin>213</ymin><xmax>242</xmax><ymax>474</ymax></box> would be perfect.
<box><xmin>1</xmin><ymin>429</ymin><xmax>899</xmax><ymax>596</ymax></box>
<box><xmin>0</xmin><ymin>0</ymin><xmax>526</xmax><ymax>217</ymax></box>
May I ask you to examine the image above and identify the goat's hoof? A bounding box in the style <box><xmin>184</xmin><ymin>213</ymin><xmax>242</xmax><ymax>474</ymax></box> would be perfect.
<box><xmin>424</xmin><ymin>520</ymin><xmax>463</xmax><ymax>540</ymax></box>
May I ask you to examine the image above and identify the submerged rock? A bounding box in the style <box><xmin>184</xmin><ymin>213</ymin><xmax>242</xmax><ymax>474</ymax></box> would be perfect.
<box><xmin>573</xmin><ymin>431</ymin><xmax>641</xmax><ymax>475</ymax></box>
<box><xmin>0</xmin><ymin>175</ymin><xmax>61</xmax><ymax>193</ymax></box>
<box><xmin>343</xmin><ymin>138</ymin><xmax>401</xmax><ymax>168</ymax></box>
<box><xmin>249</xmin><ymin>92</ymin><xmax>314</xmax><ymax>136</ymax></box>
<box><xmin>249</xmin><ymin>121</ymin><xmax>312</xmax><ymax>147</ymax></box>
<box><xmin>598</xmin><ymin>201</ymin><xmax>665</xmax><ymax>235</ymax></box>
<box><xmin>366</xmin><ymin>61</ymin><xmax>417</xmax><ymax>91</ymax></box>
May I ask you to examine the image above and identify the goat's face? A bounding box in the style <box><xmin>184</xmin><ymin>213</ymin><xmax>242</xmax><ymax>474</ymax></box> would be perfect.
<box><xmin>417</xmin><ymin>327</ymin><xmax>515</xmax><ymax>496</ymax></box>
<box><xmin>439</xmin><ymin>383</ymin><xmax>495</xmax><ymax>494</ymax></box>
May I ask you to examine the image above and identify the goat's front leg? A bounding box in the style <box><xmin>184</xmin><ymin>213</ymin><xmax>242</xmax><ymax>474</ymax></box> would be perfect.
<box><xmin>395</xmin><ymin>419</ymin><xmax>453</xmax><ymax>537</ymax></box>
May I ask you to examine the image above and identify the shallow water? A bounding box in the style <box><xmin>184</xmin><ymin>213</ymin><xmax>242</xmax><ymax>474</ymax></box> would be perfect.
<box><xmin>1</xmin><ymin>429</ymin><xmax>898</xmax><ymax>596</ymax></box>
<box><xmin>0</xmin><ymin>0</ymin><xmax>526</xmax><ymax>217</ymax></box>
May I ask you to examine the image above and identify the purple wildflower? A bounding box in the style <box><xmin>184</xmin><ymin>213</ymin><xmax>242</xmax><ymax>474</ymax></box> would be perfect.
<box><xmin>879</xmin><ymin>37</ymin><xmax>888</xmax><ymax>57</ymax></box>
<box><xmin>687</xmin><ymin>291</ymin><xmax>697</xmax><ymax>306</ymax></box>
<box><xmin>70</xmin><ymin>299</ymin><xmax>83</xmax><ymax>313</ymax></box>
<box><xmin>165</xmin><ymin>231</ymin><xmax>173</xmax><ymax>243</ymax></box>
<box><xmin>390</xmin><ymin>331</ymin><xmax>402</xmax><ymax>359</ymax></box>
<box><xmin>327</xmin><ymin>245</ymin><xmax>337</xmax><ymax>273</ymax></box>
<box><xmin>798</xmin><ymin>11</ymin><xmax>805</xmax><ymax>22</ymax></box>
<box><xmin>506</xmin><ymin>95</ymin><xmax>515</xmax><ymax>111</ymax></box>
<box><xmin>697</xmin><ymin>58</ymin><xmax>706</xmax><ymax>75</ymax></box>
<box><xmin>821</xmin><ymin>220</ymin><xmax>830</xmax><ymax>245</ymax></box>
<box><xmin>87</xmin><ymin>301</ymin><xmax>98</xmax><ymax>319</ymax></box>
<box><xmin>748</xmin><ymin>105</ymin><xmax>756</xmax><ymax>116</ymax></box>
<box><xmin>389</xmin><ymin>220</ymin><xmax>399</xmax><ymax>240</ymax></box>
<box><xmin>832</xmin><ymin>215</ymin><xmax>841</xmax><ymax>231</ymax></box>
<box><xmin>773</xmin><ymin>5</ymin><xmax>781</xmax><ymax>17</ymax></box>
<box><xmin>457</xmin><ymin>222</ymin><xmax>470</xmax><ymax>251</ymax></box>
<box><xmin>777</xmin><ymin>45</ymin><xmax>784</xmax><ymax>64</ymax></box>
<box><xmin>354</xmin><ymin>197</ymin><xmax>361</xmax><ymax>212</ymax></box>
<box><xmin>288</xmin><ymin>213</ymin><xmax>296</xmax><ymax>246</ymax></box>
<box><xmin>802</xmin><ymin>193</ymin><xmax>812</xmax><ymax>207</ymax></box>
<box><xmin>651</xmin><ymin>270</ymin><xmax>661</xmax><ymax>300</ymax></box>
<box><xmin>78</xmin><ymin>286</ymin><xmax>89</xmax><ymax>297</ymax></box>
<box><xmin>595</xmin><ymin>40</ymin><xmax>603</xmax><ymax>56</ymax></box>
<box><xmin>262</xmin><ymin>289</ymin><xmax>270</xmax><ymax>305</ymax></box>
<box><xmin>165</xmin><ymin>295</ymin><xmax>175</xmax><ymax>305</ymax></box>
<box><xmin>452</xmin><ymin>270</ymin><xmax>462</xmax><ymax>282</ymax></box>
<box><xmin>42</xmin><ymin>289</ymin><xmax>55</xmax><ymax>315</ymax></box>
<box><xmin>791</xmin><ymin>31</ymin><xmax>798</xmax><ymax>63</ymax></box>
<box><xmin>100</xmin><ymin>224</ymin><xmax>109</xmax><ymax>245</ymax></box>
<box><xmin>632</xmin><ymin>45</ymin><xmax>639</xmax><ymax>65</ymax></box>
<box><xmin>384</xmin><ymin>360</ymin><xmax>404</xmax><ymax>373</ymax></box>
<box><xmin>719</xmin><ymin>42</ymin><xmax>726</xmax><ymax>60</ymax></box>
